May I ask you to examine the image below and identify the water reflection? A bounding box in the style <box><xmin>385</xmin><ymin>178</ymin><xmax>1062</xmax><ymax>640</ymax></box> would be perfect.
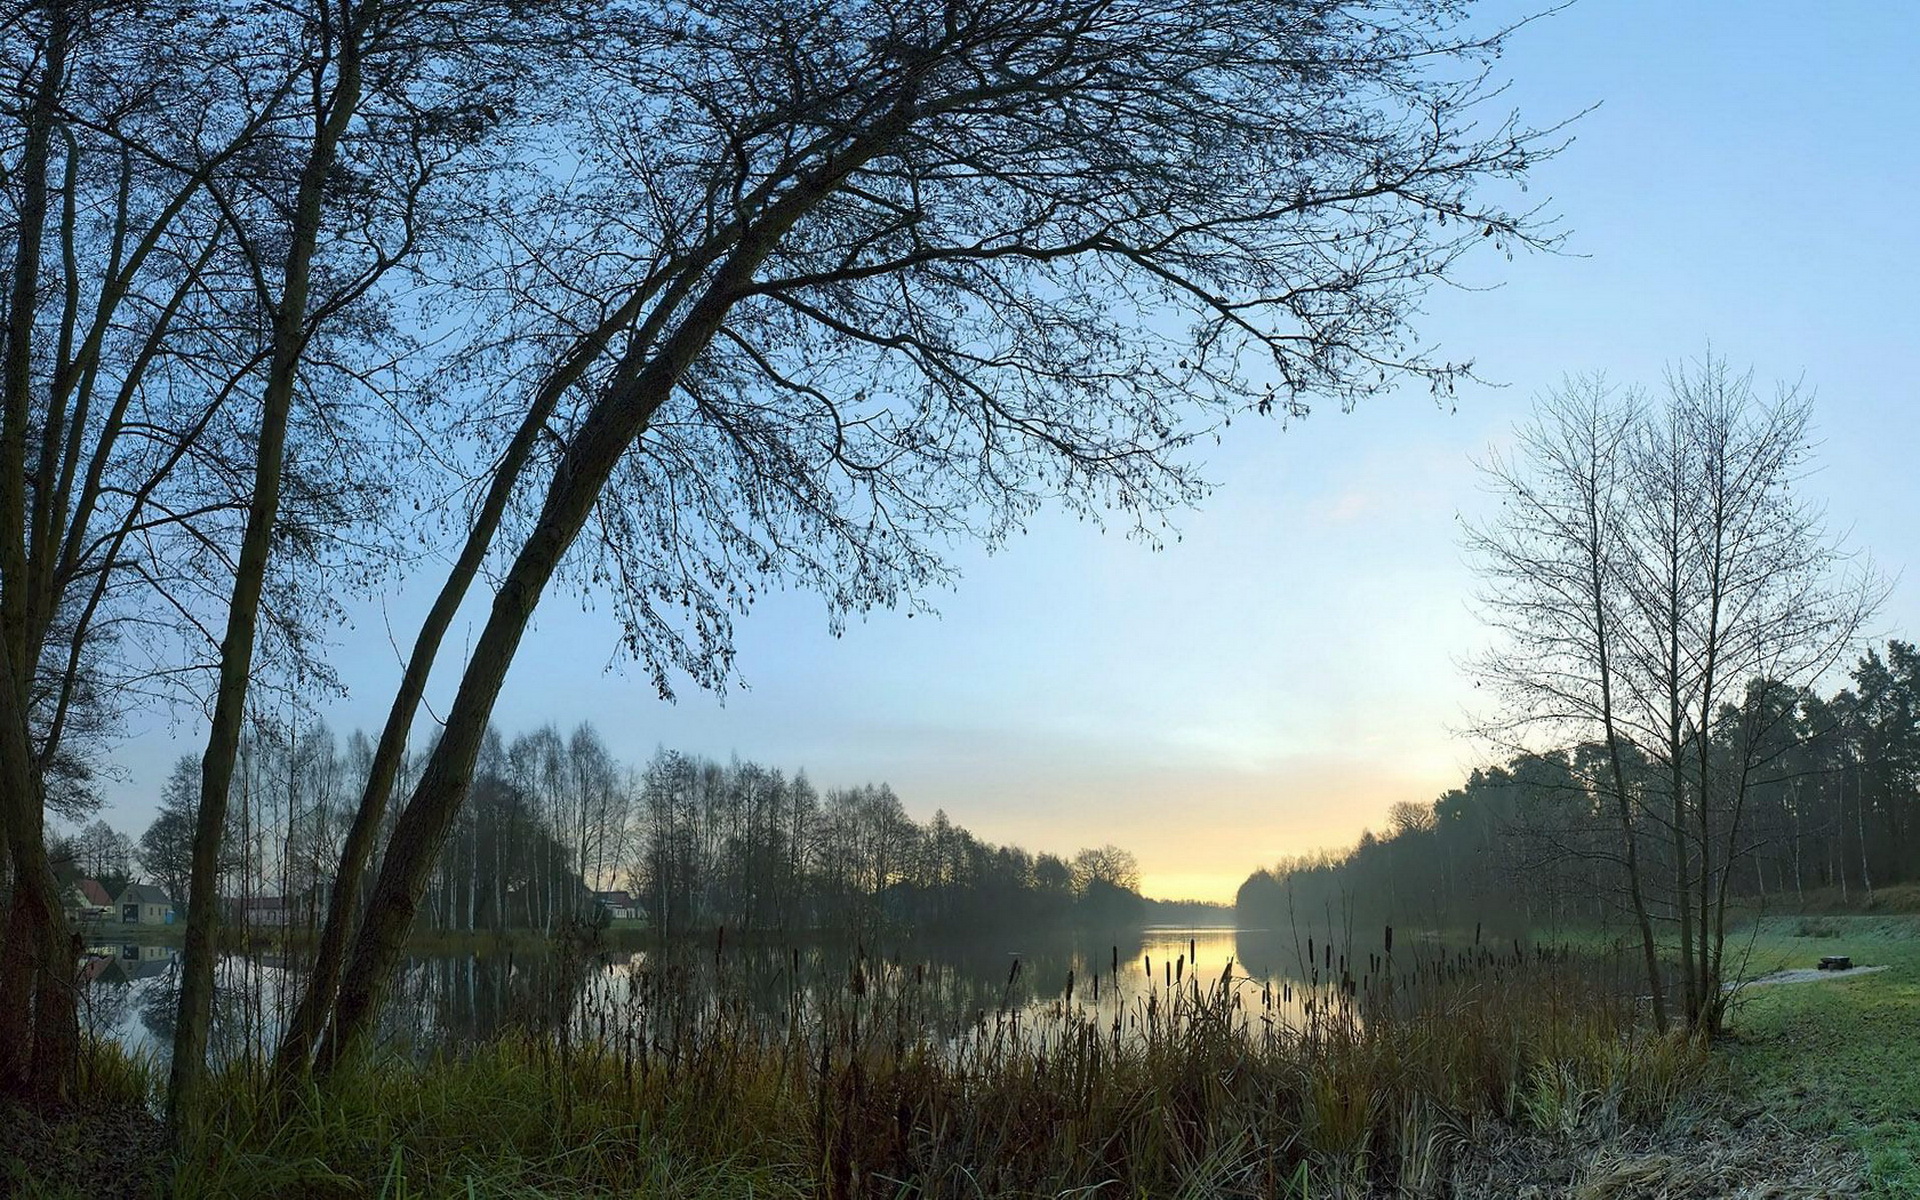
<box><xmin>87</xmin><ymin>925</ymin><xmax>1341</xmax><ymax>1062</ymax></box>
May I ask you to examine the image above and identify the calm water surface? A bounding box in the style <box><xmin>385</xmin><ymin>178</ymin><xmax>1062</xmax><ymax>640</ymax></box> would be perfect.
<box><xmin>84</xmin><ymin>925</ymin><xmax>1343</xmax><ymax>1065</ymax></box>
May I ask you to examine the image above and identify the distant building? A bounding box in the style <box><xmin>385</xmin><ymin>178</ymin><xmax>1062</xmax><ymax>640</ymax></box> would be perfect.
<box><xmin>64</xmin><ymin>878</ymin><xmax>115</xmax><ymax>925</ymax></box>
<box><xmin>591</xmin><ymin>890</ymin><xmax>642</xmax><ymax>921</ymax></box>
<box><xmin>221</xmin><ymin>895</ymin><xmax>305</xmax><ymax>927</ymax></box>
<box><xmin>115</xmin><ymin>883</ymin><xmax>175</xmax><ymax>925</ymax></box>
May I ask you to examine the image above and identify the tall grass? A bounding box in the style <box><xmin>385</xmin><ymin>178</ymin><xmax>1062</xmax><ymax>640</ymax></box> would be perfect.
<box><xmin>75</xmin><ymin>1033</ymin><xmax>161</xmax><ymax>1109</ymax></box>
<box><xmin>171</xmin><ymin>933</ymin><xmax>1708</xmax><ymax>1199</ymax></box>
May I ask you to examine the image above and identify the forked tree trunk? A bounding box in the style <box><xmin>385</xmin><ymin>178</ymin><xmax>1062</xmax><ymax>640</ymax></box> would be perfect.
<box><xmin>272</xmin><ymin>304</ymin><xmax>649</xmax><ymax>1089</ymax></box>
<box><xmin>1583</xmin><ymin>450</ymin><xmax>1668</xmax><ymax>1033</ymax></box>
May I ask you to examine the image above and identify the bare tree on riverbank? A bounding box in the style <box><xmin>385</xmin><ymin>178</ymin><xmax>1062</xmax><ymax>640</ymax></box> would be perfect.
<box><xmin>6</xmin><ymin>0</ymin><xmax>1561</xmax><ymax>1107</ymax></box>
<box><xmin>1465</xmin><ymin>361</ymin><xmax>1881</xmax><ymax>1031</ymax></box>
<box><xmin>279</xmin><ymin>0</ymin><xmax>1562</xmax><ymax>1080</ymax></box>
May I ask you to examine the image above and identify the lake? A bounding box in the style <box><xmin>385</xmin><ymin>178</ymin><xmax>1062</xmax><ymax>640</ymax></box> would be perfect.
<box><xmin>82</xmin><ymin>924</ymin><xmax>1360</xmax><ymax>1065</ymax></box>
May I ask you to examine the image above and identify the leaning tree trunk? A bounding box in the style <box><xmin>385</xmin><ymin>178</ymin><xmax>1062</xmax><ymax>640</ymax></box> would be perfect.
<box><xmin>272</xmin><ymin>294</ymin><xmax>654</xmax><ymax>1091</ymax></box>
<box><xmin>310</xmin><ymin>145</ymin><xmax>882</xmax><ymax>1068</ymax></box>
<box><xmin>167</xmin><ymin>26</ymin><xmax>369</xmax><ymax>1126</ymax></box>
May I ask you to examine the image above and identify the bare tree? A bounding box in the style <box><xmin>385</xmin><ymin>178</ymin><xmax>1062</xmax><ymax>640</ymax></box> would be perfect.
<box><xmin>1072</xmin><ymin>844</ymin><xmax>1142</xmax><ymax>894</ymax></box>
<box><xmin>163</xmin><ymin>0</ymin><xmax>593</xmax><ymax>1119</ymax></box>
<box><xmin>245</xmin><ymin>0</ymin><xmax>1567</xmax><ymax>1076</ymax></box>
<box><xmin>1465</xmin><ymin>378</ymin><xmax>1669</xmax><ymax>1029</ymax></box>
<box><xmin>1469</xmin><ymin>359</ymin><xmax>1882</xmax><ymax>1031</ymax></box>
<box><xmin>0</xmin><ymin>0</ymin><xmax>295</xmax><ymax>1103</ymax></box>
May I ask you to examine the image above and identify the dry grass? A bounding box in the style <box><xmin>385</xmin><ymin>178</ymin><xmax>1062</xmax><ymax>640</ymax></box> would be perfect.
<box><xmin>162</xmin><ymin>936</ymin><xmax>1715</xmax><ymax>1199</ymax></box>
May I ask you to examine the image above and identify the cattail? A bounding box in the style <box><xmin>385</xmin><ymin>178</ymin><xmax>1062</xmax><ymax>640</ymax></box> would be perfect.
<box><xmin>1384</xmin><ymin>924</ymin><xmax>1394</xmax><ymax>955</ymax></box>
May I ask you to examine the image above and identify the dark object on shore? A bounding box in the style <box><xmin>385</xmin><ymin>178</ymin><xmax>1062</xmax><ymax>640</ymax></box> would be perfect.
<box><xmin>1818</xmin><ymin>955</ymin><xmax>1853</xmax><ymax>971</ymax></box>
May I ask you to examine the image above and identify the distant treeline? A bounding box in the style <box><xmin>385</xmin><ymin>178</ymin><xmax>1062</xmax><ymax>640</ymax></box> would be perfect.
<box><xmin>102</xmin><ymin>724</ymin><xmax>1151</xmax><ymax>939</ymax></box>
<box><xmin>1239</xmin><ymin>641</ymin><xmax>1920</xmax><ymax>932</ymax></box>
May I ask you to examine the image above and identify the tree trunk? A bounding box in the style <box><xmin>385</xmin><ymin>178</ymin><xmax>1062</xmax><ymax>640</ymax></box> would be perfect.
<box><xmin>311</xmin><ymin>147</ymin><xmax>884</xmax><ymax>1067</ymax></box>
<box><xmin>1854</xmin><ymin>756</ymin><xmax>1874</xmax><ymax>905</ymax></box>
<box><xmin>1791</xmin><ymin>782</ymin><xmax>1804</xmax><ymax>906</ymax></box>
<box><xmin>167</xmin><ymin>24</ymin><xmax>370</xmax><ymax>1126</ymax></box>
<box><xmin>1587</xmin><ymin>485</ymin><xmax>1667</xmax><ymax>1032</ymax></box>
<box><xmin>269</xmin><ymin>320</ymin><xmax>623</xmax><ymax>1084</ymax></box>
<box><xmin>1665</xmin><ymin>764</ymin><xmax>1692</xmax><ymax>1013</ymax></box>
<box><xmin>0</xmin><ymin>0</ymin><xmax>78</xmax><ymax>1110</ymax></box>
<box><xmin>0</xmin><ymin>680</ymin><xmax>76</xmax><ymax>1106</ymax></box>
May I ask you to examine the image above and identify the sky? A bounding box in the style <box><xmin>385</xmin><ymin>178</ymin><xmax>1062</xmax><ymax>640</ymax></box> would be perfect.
<box><xmin>97</xmin><ymin>1</ymin><xmax>1920</xmax><ymax>903</ymax></box>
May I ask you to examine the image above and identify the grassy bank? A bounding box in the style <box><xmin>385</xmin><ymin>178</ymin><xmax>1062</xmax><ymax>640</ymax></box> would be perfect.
<box><xmin>178</xmin><ymin>953</ymin><xmax>1698</xmax><ymax>1199</ymax></box>
<box><xmin>11</xmin><ymin>941</ymin><xmax>1708</xmax><ymax>1199</ymax></box>
<box><xmin>31</xmin><ymin>916</ymin><xmax>1910</xmax><ymax>1198</ymax></box>
<box><xmin>1720</xmin><ymin>912</ymin><xmax>1920</xmax><ymax>1198</ymax></box>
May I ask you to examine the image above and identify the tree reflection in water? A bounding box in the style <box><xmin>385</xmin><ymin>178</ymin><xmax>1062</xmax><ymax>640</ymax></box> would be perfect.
<box><xmin>83</xmin><ymin>925</ymin><xmax>1326</xmax><ymax>1062</ymax></box>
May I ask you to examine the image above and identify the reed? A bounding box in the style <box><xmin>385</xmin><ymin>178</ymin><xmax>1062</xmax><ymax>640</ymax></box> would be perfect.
<box><xmin>166</xmin><ymin>933</ymin><xmax>1707</xmax><ymax>1199</ymax></box>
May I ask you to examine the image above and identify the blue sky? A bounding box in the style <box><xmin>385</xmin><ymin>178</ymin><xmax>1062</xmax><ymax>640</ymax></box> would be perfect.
<box><xmin>101</xmin><ymin>1</ymin><xmax>1920</xmax><ymax>902</ymax></box>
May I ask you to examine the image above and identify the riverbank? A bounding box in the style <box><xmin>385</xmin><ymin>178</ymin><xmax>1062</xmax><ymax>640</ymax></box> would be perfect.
<box><xmin>1720</xmin><ymin>913</ymin><xmax>1920</xmax><ymax>1198</ymax></box>
<box><xmin>13</xmin><ymin>914</ymin><xmax>1911</xmax><ymax>1198</ymax></box>
<box><xmin>177</xmin><ymin>957</ymin><xmax>1707</xmax><ymax>1199</ymax></box>
<box><xmin>13</xmin><ymin>940</ymin><xmax>1713</xmax><ymax>1199</ymax></box>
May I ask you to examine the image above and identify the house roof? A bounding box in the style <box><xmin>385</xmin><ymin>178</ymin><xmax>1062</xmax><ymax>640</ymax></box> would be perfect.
<box><xmin>76</xmin><ymin>878</ymin><xmax>114</xmax><ymax>906</ymax></box>
<box><xmin>117</xmin><ymin>883</ymin><xmax>172</xmax><ymax>905</ymax></box>
<box><xmin>592</xmin><ymin>890</ymin><xmax>634</xmax><ymax>904</ymax></box>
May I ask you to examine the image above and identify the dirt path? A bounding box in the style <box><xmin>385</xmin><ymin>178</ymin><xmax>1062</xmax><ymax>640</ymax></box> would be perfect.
<box><xmin>1736</xmin><ymin>964</ymin><xmax>1888</xmax><ymax>988</ymax></box>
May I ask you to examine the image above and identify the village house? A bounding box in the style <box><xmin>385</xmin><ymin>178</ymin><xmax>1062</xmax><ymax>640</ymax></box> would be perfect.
<box><xmin>591</xmin><ymin>890</ymin><xmax>643</xmax><ymax>921</ymax></box>
<box><xmin>115</xmin><ymin>882</ymin><xmax>175</xmax><ymax>925</ymax></box>
<box><xmin>63</xmin><ymin>878</ymin><xmax>115</xmax><ymax>925</ymax></box>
